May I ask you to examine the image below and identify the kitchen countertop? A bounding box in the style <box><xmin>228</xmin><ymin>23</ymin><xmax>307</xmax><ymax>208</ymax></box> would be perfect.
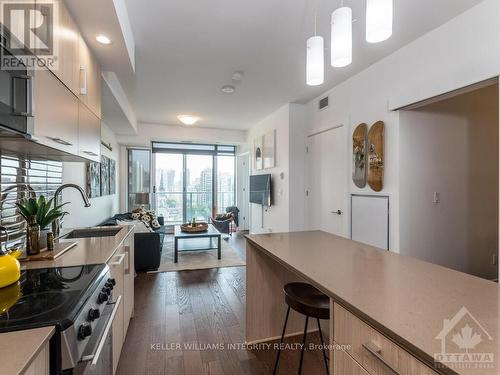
<box><xmin>20</xmin><ymin>224</ymin><xmax>135</xmax><ymax>270</ymax></box>
<box><xmin>0</xmin><ymin>326</ymin><xmax>54</xmax><ymax>374</ymax></box>
<box><xmin>1</xmin><ymin>225</ymin><xmax>135</xmax><ymax>373</ymax></box>
<box><xmin>245</xmin><ymin>231</ymin><xmax>500</xmax><ymax>375</ymax></box>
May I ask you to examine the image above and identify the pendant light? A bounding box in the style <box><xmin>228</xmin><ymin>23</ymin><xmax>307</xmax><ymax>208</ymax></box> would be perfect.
<box><xmin>306</xmin><ymin>13</ymin><xmax>324</xmax><ymax>86</ymax></box>
<box><xmin>366</xmin><ymin>0</ymin><xmax>393</xmax><ymax>43</ymax></box>
<box><xmin>331</xmin><ymin>6</ymin><xmax>352</xmax><ymax>68</ymax></box>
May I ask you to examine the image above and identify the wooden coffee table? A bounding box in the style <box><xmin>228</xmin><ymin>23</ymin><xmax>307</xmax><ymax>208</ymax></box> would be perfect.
<box><xmin>174</xmin><ymin>224</ymin><xmax>222</xmax><ymax>263</ymax></box>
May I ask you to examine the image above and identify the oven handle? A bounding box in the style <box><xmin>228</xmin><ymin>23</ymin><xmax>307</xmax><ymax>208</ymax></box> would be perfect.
<box><xmin>81</xmin><ymin>295</ymin><xmax>121</xmax><ymax>366</ymax></box>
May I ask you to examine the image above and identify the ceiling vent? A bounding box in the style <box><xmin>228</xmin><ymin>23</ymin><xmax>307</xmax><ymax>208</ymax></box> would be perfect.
<box><xmin>318</xmin><ymin>96</ymin><xmax>329</xmax><ymax>111</ymax></box>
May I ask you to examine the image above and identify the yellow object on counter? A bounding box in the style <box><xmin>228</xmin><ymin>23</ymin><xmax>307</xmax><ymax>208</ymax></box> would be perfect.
<box><xmin>0</xmin><ymin>249</ymin><xmax>22</xmax><ymax>288</ymax></box>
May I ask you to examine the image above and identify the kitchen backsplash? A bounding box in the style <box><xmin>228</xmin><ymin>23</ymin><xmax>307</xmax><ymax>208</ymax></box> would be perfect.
<box><xmin>0</xmin><ymin>153</ymin><xmax>63</xmax><ymax>250</ymax></box>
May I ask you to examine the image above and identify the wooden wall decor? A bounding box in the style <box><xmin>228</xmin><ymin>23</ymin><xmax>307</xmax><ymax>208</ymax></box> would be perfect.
<box><xmin>367</xmin><ymin>121</ymin><xmax>385</xmax><ymax>192</ymax></box>
<box><xmin>352</xmin><ymin>123</ymin><xmax>368</xmax><ymax>188</ymax></box>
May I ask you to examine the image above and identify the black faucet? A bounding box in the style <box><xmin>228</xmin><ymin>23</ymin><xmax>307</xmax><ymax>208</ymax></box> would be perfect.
<box><xmin>52</xmin><ymin>184</ymin><xmax>91</xmax><ymax>237</ymax></box>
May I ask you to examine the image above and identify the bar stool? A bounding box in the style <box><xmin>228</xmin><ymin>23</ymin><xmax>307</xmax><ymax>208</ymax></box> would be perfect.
<box><xmin>273</xmin><ymin>282</ymin><xmax>330</xmax><ymax>375</ymax></box>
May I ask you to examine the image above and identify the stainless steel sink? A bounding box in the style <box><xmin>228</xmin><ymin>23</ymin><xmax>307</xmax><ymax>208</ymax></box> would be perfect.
<box><xmin>61</xmin><ymin>227</ymin><xmax>121</xmax><ymax>239</ymax></box>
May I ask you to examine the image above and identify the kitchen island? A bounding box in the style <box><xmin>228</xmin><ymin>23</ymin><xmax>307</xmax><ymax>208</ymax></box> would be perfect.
<box><xmin>245</xmin><ymin>231</ymin><xmax>500</xmax><ymax>375</ymax></box>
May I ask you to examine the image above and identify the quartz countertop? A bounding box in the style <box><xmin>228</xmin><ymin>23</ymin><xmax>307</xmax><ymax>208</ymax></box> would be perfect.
<box><xmin>0</xmin><ymin>326</ymin><xmax>54</xmax><ymax>374</ymax></box>
<box><xmin>20</xmin><ymin>224</ymin><xmax>134</xmax><ymax>270</ymax></box>
<box><xmin>245</xmin><ymin>231</ymin><xmax>500</xmax><ymax>375</ymax></box>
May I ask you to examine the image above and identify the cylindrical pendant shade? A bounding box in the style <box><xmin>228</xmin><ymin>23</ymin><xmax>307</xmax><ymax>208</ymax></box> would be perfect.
<box><xmin>331</xmin><ymin>7</ymin><xmax>352</xmax><ymax>68</ymax></box>
<box><xmin>306</xmin><ymin>35</ymin><xmax>324</xmax><ymax>86</ymax></box>
<box><xmin>366</xmin><ymin>0</ymin><xmax>393</xmax><ymax>43</ymax></box>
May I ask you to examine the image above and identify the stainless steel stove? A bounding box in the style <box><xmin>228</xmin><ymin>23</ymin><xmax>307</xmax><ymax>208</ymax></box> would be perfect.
<box><xmin>0</xmin><ymin>264</ymin><xmax>119</xmax><ymax>374</ymax></box>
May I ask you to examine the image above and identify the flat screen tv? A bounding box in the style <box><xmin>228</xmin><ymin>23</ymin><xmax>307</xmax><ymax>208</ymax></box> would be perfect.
<box><xmin>250</xmin><ymin>174</ymin><xmax>272</xmax><ymax>206</ymax></box>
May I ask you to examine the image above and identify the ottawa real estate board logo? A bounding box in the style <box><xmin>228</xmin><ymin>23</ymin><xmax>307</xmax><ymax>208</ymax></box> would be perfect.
<box><xmin>434</xmin><ymin>306</ymin><xmax>494</xmax><ymax>370</ymax></box>
<box><xmin>0</xmin><ymin>0</ymin><xmax>59</xmax><ymax>70</ymax></box>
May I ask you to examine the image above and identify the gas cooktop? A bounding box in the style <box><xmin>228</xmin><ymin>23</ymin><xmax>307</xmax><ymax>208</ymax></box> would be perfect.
<box><xmin>0</xmin><ymin>264</ymin><xmax>108</xmax><ymax>332</ymax></box>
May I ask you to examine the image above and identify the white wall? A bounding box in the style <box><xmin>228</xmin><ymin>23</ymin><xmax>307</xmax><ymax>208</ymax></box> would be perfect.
<box><xmin>246</xmin><ymin>103</ymin><xmax>306</xmax><ymax>234</ymax></box>
<box><xmin>399</xmin><ymin>84</ymin><xmax>498</xmax><ymax>280</ymax></box>
<box><xmin>117</xmin><ymin>122</ymin><xmax>246</xmax><ymax>147</ymax></box>
<box><xmin>247</xmin><ymin>104</ymin><xmax>290</xmax><ymax>233</ymax></box>
<box><xmin>62</xmin><ymin>123</ymin><xmax>120</xmax><ymax>227</ymax></box>
<box><xmin>302</xmin><ymin>0</ymin><xmax>500</xmax><ymax>252</ymax></box>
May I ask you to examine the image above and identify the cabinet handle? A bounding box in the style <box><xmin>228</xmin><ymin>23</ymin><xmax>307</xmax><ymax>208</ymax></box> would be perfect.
<box><xmin>362</xmin><ymin>342</ymin><xmax>399</xmax><ymax>374</ymax></box>
<box><xmin>110</xmin><ymin>253</ymin><xmax>126</xmax><ymax>266</ymax></box>
<box><xmin>80</xmin><ymin>64</ymin><xmax>88</xmax><ymax>95</ymax></box>
<box><xmin>83</xmin><ymin>151</ymin><xmax>98</xmax><ymax>157</ymax></box>
<box><xmin>124</xmin><ymin>246</ymin><xmax>131</xmax><ymax>275</ymax></box>
<box><xmin>47</xmin><ymin>136</ymin><xmax>73</xmax><ymax>146</ymax></box>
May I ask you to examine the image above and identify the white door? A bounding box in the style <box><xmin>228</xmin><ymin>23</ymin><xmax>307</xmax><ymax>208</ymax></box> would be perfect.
<box><xmin>306</xmin><ymin>126</ymin><xmax>348</xmax><ymax>237</ymax></box>
<box><xmin>237</xmin><ymin>153</ymin><xmax>250</xmax><ymax>230</ymax></box>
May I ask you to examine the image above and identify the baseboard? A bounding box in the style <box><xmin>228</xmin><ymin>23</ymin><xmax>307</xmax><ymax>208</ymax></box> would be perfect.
<box><xmin>245</xmin><ymin>328</ymin><xmax>320</xmax><ymax>345</ymax></box>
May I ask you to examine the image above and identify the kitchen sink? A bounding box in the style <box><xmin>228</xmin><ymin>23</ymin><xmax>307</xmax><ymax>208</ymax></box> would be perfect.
<box><xmin>61</xmin><ymin>227</ymin><xmax>122</xmax><ymax>239</ymax></box>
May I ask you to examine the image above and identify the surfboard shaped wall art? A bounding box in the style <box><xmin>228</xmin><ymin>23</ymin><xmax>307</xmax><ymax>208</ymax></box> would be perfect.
<box><xmin>352</xmin><ymin>123</ymin><xmax>368</xmax><ymax>188</ymax></box>
<box><xmin>367</xmin><ymin>121</ymin><xmax>384</xmax><ymax>192</ymax></box>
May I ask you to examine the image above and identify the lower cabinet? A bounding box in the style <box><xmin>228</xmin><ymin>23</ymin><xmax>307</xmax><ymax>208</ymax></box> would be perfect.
<box><xmin>333</xmin><ymin>349</ymin><xmax>369</xmax><ymax>375</ymax></box>
<box><xmin>22</xmin><ymin>341</ymin><xmax>50</xmax><ymax>375</ymax></box>
<box><xmin>333</xmin><ymin>303</ymin><xmax>438</xmax><ymax>375</ymax></box>
<box><xmin>108</xmin><ymin>229</ymin><xmax>135</xmax><ymax>375</ymax></box>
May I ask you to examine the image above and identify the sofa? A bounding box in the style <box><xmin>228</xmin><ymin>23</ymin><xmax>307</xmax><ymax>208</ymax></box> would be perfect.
<box><xmin>101</xmin><ymin>213</ymin><xmax>166</xmax><ymax>272</ymax></box>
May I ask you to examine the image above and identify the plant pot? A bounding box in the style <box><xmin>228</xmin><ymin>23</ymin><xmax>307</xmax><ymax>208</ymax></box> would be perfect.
<box><xmin>39</xmin><ymin>228</ymin><xmax>51</xmax><ymax>250</ymax></box>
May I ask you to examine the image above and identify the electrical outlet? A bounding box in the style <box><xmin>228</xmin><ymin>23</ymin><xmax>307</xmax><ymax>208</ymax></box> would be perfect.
<box><xmin>493</xmin><ymin>254</ymin><xmax>498</xmax><ymax>266</ymax></box>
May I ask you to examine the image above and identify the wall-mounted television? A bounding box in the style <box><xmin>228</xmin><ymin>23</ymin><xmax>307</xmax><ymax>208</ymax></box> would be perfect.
<box><xmin>250</xmin><ymin>174</ymin><xmax>272</xmax><ymax>206</ymax></box>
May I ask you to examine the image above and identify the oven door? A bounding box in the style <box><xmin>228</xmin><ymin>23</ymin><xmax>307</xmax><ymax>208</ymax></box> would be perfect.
<box><xmin>0</xmin><ymin>46</ymin><xmax>33</xmax><ymax>136</ymax></box>
<box><xmin>73</xmin><ymin>296</ymin><xmax>122</xmax><ymax>375</ymax></box>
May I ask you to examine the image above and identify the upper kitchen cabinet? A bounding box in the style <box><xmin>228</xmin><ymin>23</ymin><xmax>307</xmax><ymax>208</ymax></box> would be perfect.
<box><xmin>78</xmin><ymin>101</ymin><xmax>101</xmax><ymax>162</ymax></box>
<box><xmin>35</xmin><ymin>0</ymin><xmax>102</xmax><ymax>119</ymax></box>
<box><xmin>78</xmin><ymin>36</ymin><xmax>102</xmax><ymax>119</ymax></box>
<box><xmin>33</xmin><ymin>67</ymin><xmax>79</xmax><ymax>155</ymax></box>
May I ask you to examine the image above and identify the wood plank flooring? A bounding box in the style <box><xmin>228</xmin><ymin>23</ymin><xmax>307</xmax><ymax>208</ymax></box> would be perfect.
<box><xmin>117</xmin><ymin>233</ymin><xmax>327</xmax><ymax>375</ymax></box>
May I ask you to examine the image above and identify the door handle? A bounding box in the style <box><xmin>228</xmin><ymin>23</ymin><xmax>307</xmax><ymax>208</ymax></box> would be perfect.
<box><xmin>331</xmin><ymin>210</ymin><xmax>342</xmax><ymax>215</ymax></box>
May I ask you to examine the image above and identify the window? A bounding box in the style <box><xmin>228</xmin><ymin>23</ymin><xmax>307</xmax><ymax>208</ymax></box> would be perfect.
<box><xmin>151</xmin><ymin>142</ymin><xmax>236</xmax><ymax>223</ymax></box>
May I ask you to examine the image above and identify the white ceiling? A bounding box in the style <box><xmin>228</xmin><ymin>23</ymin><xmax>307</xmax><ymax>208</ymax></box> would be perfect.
<box><xmin>120</xmin><ymin>0</ymin><xmax>483</xmax><ymax>130</ymax></box>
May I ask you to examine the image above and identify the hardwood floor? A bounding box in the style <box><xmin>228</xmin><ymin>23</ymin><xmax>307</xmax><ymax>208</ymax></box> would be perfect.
<box><xmin>117</xmin><ymin>232</ymin><xmax>327</xmax><ymax>375</ymax></box>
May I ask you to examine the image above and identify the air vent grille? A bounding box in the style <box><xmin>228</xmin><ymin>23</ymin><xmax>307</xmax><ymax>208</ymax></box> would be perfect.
<box><xmin>318</xmin><ymin>96</ymin><xmax>329</xmax><ymax>110</ymax></box>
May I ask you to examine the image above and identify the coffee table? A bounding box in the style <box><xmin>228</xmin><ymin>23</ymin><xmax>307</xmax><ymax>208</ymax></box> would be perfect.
<box><xmin>174</xmin><ymin>224</ymin><xmax>222</xmax><ymax>263</ymax></box>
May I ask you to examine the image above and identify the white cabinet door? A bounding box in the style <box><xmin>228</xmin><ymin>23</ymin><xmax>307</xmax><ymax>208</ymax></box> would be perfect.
<box><xmin>109</xmin><ymin>252</ymin><xmax>125</xmax><ymax>375</ymax></box>
<box><xmin>78</xmin><ymin>101</ymin><xmax>101</xmax><ymax>162</ymax></box>
<box><xmin>33</xmin><ymin>68</ymin><xmax>79</xmax><ymax>155</ymax></box>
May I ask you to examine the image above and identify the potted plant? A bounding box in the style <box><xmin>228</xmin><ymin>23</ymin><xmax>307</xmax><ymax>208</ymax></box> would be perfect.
<box><xmin>15</xmin><ymin>196</ymin><xmax>68</xmax><ymax>250</ymax></box>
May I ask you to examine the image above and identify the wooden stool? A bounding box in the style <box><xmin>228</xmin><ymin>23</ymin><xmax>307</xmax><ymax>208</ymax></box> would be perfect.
<box><xmin>273</xmin><ymin>282</ymin><xmax>330</xmax><ymax>375</ymax></box>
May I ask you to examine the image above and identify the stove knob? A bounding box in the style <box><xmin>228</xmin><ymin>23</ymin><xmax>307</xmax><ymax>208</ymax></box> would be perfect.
<box><xmin>107</xmin><ymin>278</ymin><xmax>116</xmax><ymax>286</ymax></box>
<box><xmin>102</xmin><ymin>287</ymin><xmax>111</xmax><ymax>295</ymax></box>
<box><xmin>78</xmin><ymin>324</ymin><xmax>92</xmax><ymax>340</ymax></box>
<box><xmin>97</xmin><ymin>292</ymin><xmax>108</xmax><ymax>304</ymax></box>
<box><xmin>88</xmin><ymin>308</ymin><xmax>100</xmax><ymax>321</ymax></box>
<box><xmin>105</xmin><ymin>281</ymin><xmax>114</xmax><ymax>290</ymax></box>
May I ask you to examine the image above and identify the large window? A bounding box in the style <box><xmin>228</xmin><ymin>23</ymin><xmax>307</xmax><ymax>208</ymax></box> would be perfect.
<box><xmin>151</xmin><ymin>142</ymin><xmax>236</xmax><ymax>224</ymax></box>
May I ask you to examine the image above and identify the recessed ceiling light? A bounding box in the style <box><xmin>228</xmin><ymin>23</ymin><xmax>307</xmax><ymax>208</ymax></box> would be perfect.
<box><xmin>177</xmin><ymin>115</ymin><xmax>200</xmax><ymax>125</ymax></box>
<box><xmin>221</xmin><ymin>85</ymin><xmax>235</xmax><ymax>94</ymax></box>
<box><xmin>96</xmin><ymin>35</ymin><xmax>112</xmax><ymax>45</ymax></box>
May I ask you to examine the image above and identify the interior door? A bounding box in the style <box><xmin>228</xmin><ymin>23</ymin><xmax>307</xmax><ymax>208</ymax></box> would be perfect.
<box><xmin>237</xmin><ymin>154</ymin><xmax>250</xmax><ymax>230</ymax></box>
<box><xmin>306</xmin><ymin>125</ymin><xmax>348</xmax><ymax>236</ymax></box>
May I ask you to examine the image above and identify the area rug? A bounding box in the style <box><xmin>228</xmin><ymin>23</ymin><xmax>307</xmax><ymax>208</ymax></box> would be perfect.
<box><xmin>148</xmin><ymin>235</ymin><xmax>246</xmax><ymax>273</ymax></box>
